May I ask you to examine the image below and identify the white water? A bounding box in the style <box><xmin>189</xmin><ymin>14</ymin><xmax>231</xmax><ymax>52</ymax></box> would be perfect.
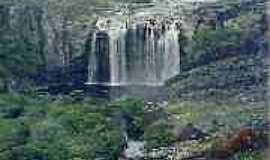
<box><xmin>87</xmin><ymin>0</ymin><xmax>189</xmax><ymax>86</ymax></box>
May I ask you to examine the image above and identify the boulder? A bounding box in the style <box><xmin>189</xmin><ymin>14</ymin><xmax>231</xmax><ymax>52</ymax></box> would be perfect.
<box><xmin>177</xmin><ymin>123</ymin><xmax>209</xmax><ymax>141</ymax></box>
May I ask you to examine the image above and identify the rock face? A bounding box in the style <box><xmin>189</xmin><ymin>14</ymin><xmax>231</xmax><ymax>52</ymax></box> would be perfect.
<box><xmin>0</xmin><ymin>4</ymin><xmax>59</xmax><ymax>67</ymax></box>
<box><xmin>0</xmin><ymin>2</ymin><xmax>92</xmax><ymax>87</ymax></box>
<box><xmin>177</xmin><ymin>123</ymin><xmax>209</xmax><ymax>141</ymax></box>
<box><xmin>47</xmin><ymin>16</ymin><xmax>93</xmax><ymax>67</ymax></box>
<box><xmin>0</xmin><ymin>4</ymin><xmax>48</xmax><ymax>64</ymax></box>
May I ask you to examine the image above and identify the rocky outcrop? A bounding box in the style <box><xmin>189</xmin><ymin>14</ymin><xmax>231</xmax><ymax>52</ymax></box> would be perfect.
<box><xmin>0</xmin><ymin>2</ymin><xmax>95</xmax><ymax>88</ymax></box>
<box><xmin>47</xmin><ymin>16</ymin><xmax>94</xmax><ymax>67</ymax></box>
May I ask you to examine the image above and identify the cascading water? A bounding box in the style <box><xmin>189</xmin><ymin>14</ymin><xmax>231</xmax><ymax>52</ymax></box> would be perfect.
<box><xmin>87</xmin><ymin>1</ymin><xmax>182</xmax><ymax>86</ymax></box>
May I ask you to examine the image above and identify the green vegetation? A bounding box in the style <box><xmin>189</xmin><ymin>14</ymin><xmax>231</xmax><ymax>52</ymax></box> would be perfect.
<box><xmin>166</xmin><ymin>99</ymin><xmax>264</xmax><ymax>135</ymax></box>
<box><xmin>230</xmin><ymin>151</ymin><xmax>265</xmax><ymax>160</ymax></box>
<box><xmin>143</xmin><ymin>119</ymin><xmax>176</xmax><ymax>150</ymax></box>
<box><xmin>180</xmin><ymin>3</ymin><xmax>266</xmax><ymax>71</ymax></box>
<box><xmin>0</xmin><ymin>94</ymin><xmax>146</xmax><ymax>160</ymax></box>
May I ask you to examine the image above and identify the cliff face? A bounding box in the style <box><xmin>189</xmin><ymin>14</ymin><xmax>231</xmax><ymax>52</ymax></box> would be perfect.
<box><xmin>0</xmin><ymin>5</ymin><xmax>47</xmax><ymax>61</ymax></box>
<box><xmin>0</xmin><ymin>2</ymin><xmax>95</xmax><ymax>88</ymax></box>
<box><xmin>0</xmin><ymin>4</ymin><xmax>48</xmax><ymax>89</ymax></box>
<box><xmin>47</xmin><ymin>15</ymin><xmax>94</xmax><ymax>67</ymax></box>
<box><xmin>1</xmin><ymin>2</ymin><xmax>96</xmax><ymax>61</ymax></box>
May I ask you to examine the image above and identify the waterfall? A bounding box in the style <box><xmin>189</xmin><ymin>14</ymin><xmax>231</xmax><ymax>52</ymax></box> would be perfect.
<box><xmin>108</xmin><ymin>28</ymin><xmax>128</xmax><ymax>84</ymax></box>
<box><xmin>88</xmin><ymin>32</ymin><xmax>97</xmax><ymax>83</ymax></box>
<box><xmin>87</xmin><ymin>16</ymin><xmax>181</xmax><ymax>86</ymax></box>
<box><xmin>163</xmin><ymin>21</ymin><xmax>181</xmax><ymax>79</ymax></box>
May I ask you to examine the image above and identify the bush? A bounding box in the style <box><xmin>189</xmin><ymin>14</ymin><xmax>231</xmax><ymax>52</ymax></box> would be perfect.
<box><xmin>0</xmin><ymin>119</ymin><xmax>29</xmax><ymax>155</ymax></box>
<box><xmin>143</xmin><ymin>120</ymin><xmax>176</xmax><ymax>150</ymax></box>
<box><xmin>0</xmin><ymin>94</ymin><xmax>141</xmax><ymax>159</ymax></box>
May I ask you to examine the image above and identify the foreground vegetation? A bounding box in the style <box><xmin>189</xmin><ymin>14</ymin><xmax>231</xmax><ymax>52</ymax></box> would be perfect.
<box><xmin>0</xmin><ymin>93</ymin><xmax>146</xmax><ymax>160</ymax></box>
<box><xmin>0</xmin><ymin>92</ymin><xmax>267</xmax><ymax>159</ymax></box>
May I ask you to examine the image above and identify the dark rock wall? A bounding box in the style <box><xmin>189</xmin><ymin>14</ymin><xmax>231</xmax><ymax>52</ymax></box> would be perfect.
<box><xmin>0</xmin><ymin>3</ymin><xmax>92</xmax><ymax>88</ymax></box>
